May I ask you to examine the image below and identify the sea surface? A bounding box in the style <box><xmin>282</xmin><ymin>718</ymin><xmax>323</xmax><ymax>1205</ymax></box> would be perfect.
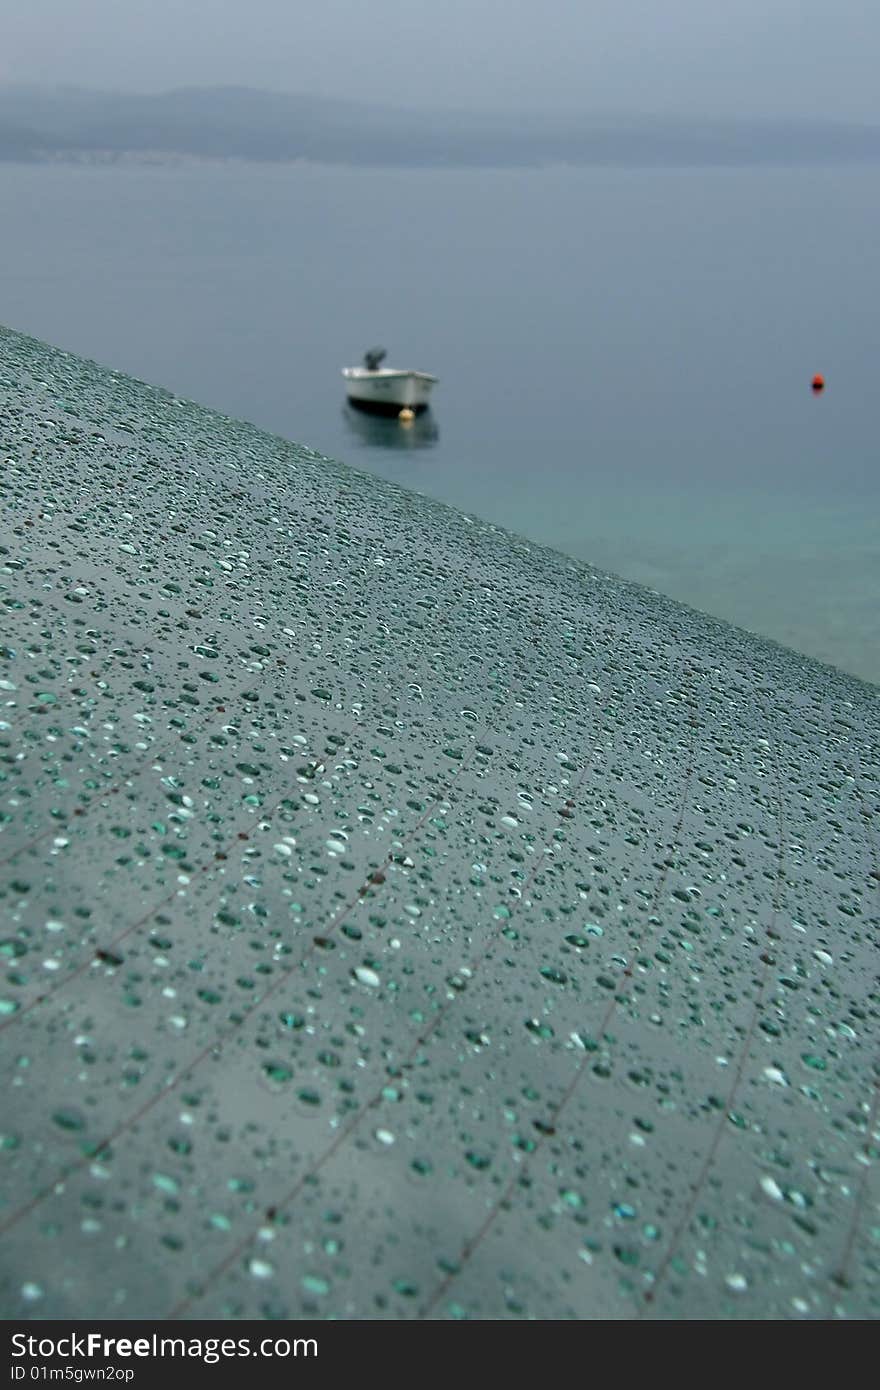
<box><xmin>1</xmin><ymin>159</ymin><xmax>878</xmax><ymax>681</ymax></box>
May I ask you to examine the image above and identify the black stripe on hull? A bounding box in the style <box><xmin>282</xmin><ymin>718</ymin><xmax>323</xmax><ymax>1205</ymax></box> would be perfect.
<box><xmin>345</xmin><ymin>396</ymin><xmax>430</xmax><ymax>417</ymax></box>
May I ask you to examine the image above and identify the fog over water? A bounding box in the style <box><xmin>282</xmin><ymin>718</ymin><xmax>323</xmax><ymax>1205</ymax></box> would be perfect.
<box><xmin>4</xmin><ymin>1</ymin><xmax>880</xmax><ymax>121</ymax></box>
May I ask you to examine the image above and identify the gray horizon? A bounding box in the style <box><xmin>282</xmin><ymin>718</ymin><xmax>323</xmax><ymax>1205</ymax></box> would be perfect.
<box><xmin>1</xmin><ymin>0</ymin><xmax>878</xmax><ymax>121</ymax></box>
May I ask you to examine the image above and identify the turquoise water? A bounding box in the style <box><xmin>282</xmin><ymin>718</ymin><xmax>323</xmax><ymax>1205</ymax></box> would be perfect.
<box><xmin>1</xmin><ymin>160</ymin><xmax>878</xmax><ymax>680</ymax></box>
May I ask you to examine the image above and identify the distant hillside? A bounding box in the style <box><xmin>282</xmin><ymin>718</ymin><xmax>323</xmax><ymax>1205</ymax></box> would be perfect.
<box><xmin>1</xmin><ymin>84</ymin><xmax>880</xmax><ymax>167</ymax></box>
<box><xmin>0</xmin><ymin>116</ymin><xmax>74</xmax><ymax>159</ymax></box>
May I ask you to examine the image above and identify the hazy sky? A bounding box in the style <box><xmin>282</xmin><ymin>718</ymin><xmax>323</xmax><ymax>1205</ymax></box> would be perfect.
<box><xmin>2</xmin><ymin>0</ymin><xmax>878</xmax><ymax>120</ymax></box>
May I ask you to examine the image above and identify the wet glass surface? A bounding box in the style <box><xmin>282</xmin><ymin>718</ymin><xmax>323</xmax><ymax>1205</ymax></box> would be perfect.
<box><xmin>0</xmin><ymin>324</ymin><xmax>877</xmax><ymax>1320</ymax></box>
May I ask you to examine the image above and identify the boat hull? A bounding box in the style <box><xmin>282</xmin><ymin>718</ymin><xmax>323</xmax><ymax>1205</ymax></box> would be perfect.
<box><xmin>342</xmin><ymin>368</ymin><xmax>437</xmax><ymax>413</ymax></box>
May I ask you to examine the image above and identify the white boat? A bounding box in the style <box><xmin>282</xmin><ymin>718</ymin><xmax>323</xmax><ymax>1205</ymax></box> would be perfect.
<box><xmin>342</xmin><ymin>348</ymin><xmax>438</xmax><ymax>416</ymax></box>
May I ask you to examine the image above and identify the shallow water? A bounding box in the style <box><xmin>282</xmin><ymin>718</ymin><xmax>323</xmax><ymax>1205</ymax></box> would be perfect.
<box><xmin>0</xmin><ymin>160</ymin><xmax>878</xmax><ymax>681</ymax></box>
<box><xmin>1</xmin><ymin>326</ymin><xmax>877</xmax><ymax>1320</ymax></box>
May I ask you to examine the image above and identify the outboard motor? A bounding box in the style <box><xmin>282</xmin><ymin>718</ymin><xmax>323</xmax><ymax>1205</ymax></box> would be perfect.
<box><xmin>363</xmin><ymin>347</ymin><xmax>387</xmax><ymax>371</ymax></box>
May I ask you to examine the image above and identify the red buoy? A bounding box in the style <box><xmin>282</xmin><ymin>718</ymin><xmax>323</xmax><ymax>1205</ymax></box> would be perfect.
<box><xmin>811</xmin><ymin>374</ymin><xmax>825</xmax><ymax>394</ymax></box>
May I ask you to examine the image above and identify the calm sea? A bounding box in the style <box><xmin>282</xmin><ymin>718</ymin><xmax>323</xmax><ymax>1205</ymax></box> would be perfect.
<box><xmin>2</xmin><ymin>160</ymin><xmax>877</xmax><ymax>682</ymax></box>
